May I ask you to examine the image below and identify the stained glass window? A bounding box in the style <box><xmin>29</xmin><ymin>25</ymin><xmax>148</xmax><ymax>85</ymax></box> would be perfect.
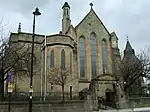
<box><xmin>50</xmin><ymin>49</ymin><xmax>54</xmax><ymax>67</ymax></box>
<box><xmin>102</xmin><ymin>40</ymin><xmax>107</xmax><ymax>73</ymax></box>
<box><xmin>70</xmin><ymin>52</ymin><xmax>72</xmax><ymax>73</ymax></box>
<box><xmin>90</xmin><ymin>33</ymin><xmax>97</xmax><ymax>78</ymax></box>
<box><xmin>61</xmin><ymin>49</ymin><xmax>65</xmax><ymax>69</ymax></box>
<box><xmin>80</xmin><ymin>38</ymin><xmax>85</xmax><ymax>78</ymax></box>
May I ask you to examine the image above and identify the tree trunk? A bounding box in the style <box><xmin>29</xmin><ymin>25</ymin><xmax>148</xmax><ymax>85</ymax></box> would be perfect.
<box><xmin>0</xmin><ymin>79</ymin><xmax>4</xmax><ymax>101</ymax></box>
<box><xmin>62</xmin><ymin>84</ymin><xmax>64</xmax><ymax>101</ymax></box>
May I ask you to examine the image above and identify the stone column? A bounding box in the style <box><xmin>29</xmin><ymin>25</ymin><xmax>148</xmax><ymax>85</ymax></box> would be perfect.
<box><xmin>96</xmin><ymin>37</ymin><xmax>102</xmax><ymax>75</ymax></box>
<box><xmin>84</xmin><ymin>95</ymin><xmax>93</xmax><ymax>112</ymax></box>
<box><xmin>66</xmin><ymin>48</ymin><xmax>70</xmax><ymax>69</ymax></box>
<box><xmin>55</xmin><ymin>47</ymin><xmax>61</xmax><ymax>68</ymax></box>
<box><xmin>92</xmin><ymin>86</ymin><xmax>99</xmax><ymax>111</ymax></box>
<box><xmin>107</xmin><ymin>40</ymin><xmax>113</xmax><ymax>74</ymax></box>
<box><xmin>85</xmin><ymin>38</ymin><xmax>91</xmax><ymax>80</ymax></box>
<box><xmin>116</xmin><ymin>82</ymin><xmax>129</xmax><ymax>109</ymax></box>
<box><xmin>76</xmin><ymin>42</ymin><xmax>80</xmax><ymax>79</ymax></box>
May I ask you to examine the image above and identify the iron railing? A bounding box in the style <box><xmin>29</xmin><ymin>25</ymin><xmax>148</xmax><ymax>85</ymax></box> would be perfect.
<box><xmin>4</xmin><ymin>92</ymin><xmax>81</xmax><ymax>101</ymax></box>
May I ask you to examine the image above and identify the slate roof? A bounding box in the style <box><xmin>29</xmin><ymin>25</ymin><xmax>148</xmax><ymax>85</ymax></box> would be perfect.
<box><xmin>124</xmin><ymin>40</ymin><xmax>135</xmax><ymax>56</ymax></box>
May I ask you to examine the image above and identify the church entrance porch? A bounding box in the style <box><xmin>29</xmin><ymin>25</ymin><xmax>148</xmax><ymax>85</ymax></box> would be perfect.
<box><xmin>105</xmin><ymin>88</ymin><xmax>116</xmax><ymax>108</ymax></box>
<box><xmin>89</xmin><ymin>74</ymin><xmax>119</xmax><ymax>109</ymax></box>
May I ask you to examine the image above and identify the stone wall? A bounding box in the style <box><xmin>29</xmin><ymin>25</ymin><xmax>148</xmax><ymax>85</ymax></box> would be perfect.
<box><xmin>75</xmin><ymin>9</ymin><xmax>113</xmax><ymax>80</ymax></box>
<box><xmin>0</xmin><ymin>100</ymin><xmax>92</xmax><ymax>112</ymax></box>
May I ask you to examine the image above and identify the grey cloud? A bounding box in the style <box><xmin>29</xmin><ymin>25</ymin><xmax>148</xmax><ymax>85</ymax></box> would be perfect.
<box><xmin>36</xmin><ymin>0</ymin><xmax>91</xmax><ymax>34</ymax></box>
<box><xmin>0</xmin><ymin>0</ymin><xmax>51</xmax><ymax>16</ymax></box>
<box><xmin>0</xmin><ymin>0</ymin><xmax>150</xmax><ymax>52</ymax></box>
<box><xmin>94</xmin><ymin>0</ymin><xmax>150</xmax><ymax>51</ymax></box>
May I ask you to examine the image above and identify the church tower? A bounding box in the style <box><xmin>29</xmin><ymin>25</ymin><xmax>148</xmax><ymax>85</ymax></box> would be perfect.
<box><xmin>62</xmin><ymin>2</ymin><xmax>71</xmax><ymax>34</ymax></box>
<box><xmin>123</xmin><ymin>39</ymin><xmax>135</xmax><ymax>56</ymax></box>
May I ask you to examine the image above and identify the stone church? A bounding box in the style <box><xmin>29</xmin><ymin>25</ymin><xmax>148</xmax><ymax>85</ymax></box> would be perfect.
<box><xmin>9</xmin><ymin>2</ymin><xmax>128</xmax><ymax>107</ymax></box>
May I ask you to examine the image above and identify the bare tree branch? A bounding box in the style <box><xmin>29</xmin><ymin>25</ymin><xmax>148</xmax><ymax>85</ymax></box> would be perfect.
<box><xmin>116</xmin><ymin>47</ymin><xmax>150</xmax><ymax>94</ymax></box>
<box><xmin>47</xmin><ymin>66</ymin><xmax>76</xmax><ymax>100</ymax></box>
<box><xmin>47</xmin><ymin>67</ymin><xmax>71</xmax><ymax>86</ymax></box>
<box><xmin>0</xmin><ymin>20</ymin><xmax>40</xmax><ymax>100</ymax></box>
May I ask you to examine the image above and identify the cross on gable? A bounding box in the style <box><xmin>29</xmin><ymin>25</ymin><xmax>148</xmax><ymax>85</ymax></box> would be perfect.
<box><xmin>127</xmin><ymin>35</ymin><xmax>129</xmax><ymax>41</ymax></box>
<box><xmin>89</xmin><ymin>3</ymin><xmax>93</xmax><ymax>9</ymax></box>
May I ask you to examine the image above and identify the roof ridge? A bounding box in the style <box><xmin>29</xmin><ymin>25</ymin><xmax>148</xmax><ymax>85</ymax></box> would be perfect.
<box><xmin>75</xmin><ymin>9</ymin><xmax>110</xmax><ymax>35</ymax></box>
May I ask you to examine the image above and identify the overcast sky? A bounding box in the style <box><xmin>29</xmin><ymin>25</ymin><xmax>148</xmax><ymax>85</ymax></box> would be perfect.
<box><xmin>0</xmin><ymin>0</ymin><xmax>150</xmax><ymax>53</ymax></box>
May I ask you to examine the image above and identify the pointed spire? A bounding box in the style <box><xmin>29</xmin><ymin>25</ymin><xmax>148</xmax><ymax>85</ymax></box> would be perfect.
<box><xmin>124</xmin><ymin>37</ymin><xmax>135</xmax><ymax>56</ymax></box>
<box><xmin>62</xmin><ymin>2</ymin><xmax>70</xmax><ymax>9</ymax></box>
<box><xmin>18</xmin><ymin>23</ymin><xmax>21</xmax><ymax>33</ymax></box>
<box><xmin>125</xmin><ymin>37</ymin><xmax>132</xmax><ymax>51</ymax></box>
<box><xmin>89</xmin><ymin>2</ymin><xmax>93</xmax><ymax>10</ymax></box>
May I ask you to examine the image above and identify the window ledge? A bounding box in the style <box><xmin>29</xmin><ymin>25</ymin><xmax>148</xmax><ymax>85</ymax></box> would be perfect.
<box><xmin>79</xmin><ymin>79</ymin><xmax>91</xmax><ymax>83</ymax></box>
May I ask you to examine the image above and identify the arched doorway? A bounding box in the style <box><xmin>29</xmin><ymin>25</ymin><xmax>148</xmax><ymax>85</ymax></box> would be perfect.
<box><xmin>105</xmin><ymin>88</ymin><xmax>116</xmax><ymax>108</ymax></box>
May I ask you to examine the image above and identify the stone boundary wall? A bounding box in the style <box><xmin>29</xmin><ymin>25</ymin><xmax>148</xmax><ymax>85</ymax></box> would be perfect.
<box><xmin>0</xmin><ymin>100</ymin><xmax>92</xmax><ymax>112</ymax></box>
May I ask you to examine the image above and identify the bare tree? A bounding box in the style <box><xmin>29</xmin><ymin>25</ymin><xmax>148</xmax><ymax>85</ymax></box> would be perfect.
<box><xmin>119</xmin><ymin>47</ymin><xmax>150</xmax><ymax>94</ymax></box>
<box><xmin>0</xmin><ymin>38</ymin><xmax>36</xmax><ymax>100</ymax></box>
<box><xmin>13</xmin><ymin>43</ymin><xmax>39</xmax><ymax>78</ymax></box>
<box><xmin>0</xmin><ymin>20</ymin><xmax>42</xmax><ymax>102</ymax></box>
<box><xmin>0</xmin><ymin>22</ymin><xmax>39</xmax><ymax>100</ymax></box>
<box><xmin>47</xmin><ymin>67</ymin><xmax>72</xmax><ymax>101</ymax></box>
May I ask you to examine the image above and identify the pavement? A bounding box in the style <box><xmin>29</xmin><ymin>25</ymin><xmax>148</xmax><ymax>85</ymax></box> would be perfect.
<box><xmin>94</xmin><ymin>107</ymin><xmax>150</xmax><ymax>112</ymax></box>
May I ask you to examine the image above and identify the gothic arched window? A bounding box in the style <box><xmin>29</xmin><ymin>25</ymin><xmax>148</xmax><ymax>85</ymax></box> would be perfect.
<box><xmin>80</xmin><ymin>38</ymin><xmax>85</xmax><ymax>78</ymax></box>
<box><xmin>67</xmin><ymin>9</ymin><xmax>69</xmax><ymax>15</ymax></box>
<box><xmin>61</xmin><ymin>49</ymin><xmax>65</xmax><ymax>69</ymax></box>
<box><xmin>70</xmin><ymin>52</ymin><xmax>72</xmax><ymax>73</ymax></box>
<box><xmin>64</xmin><ymin>9</ymin><xmax>66</xmax><ymax>16</ymax></box>
<box><xmin>90</xmin><ymin>33</ymin><xmax>97</xmax><ymax>78</ymax></box>
<box><xmin>50</xmin><ymin>49</ymin><xmax>54</xmax><ymax>67</ymax></box>
<box><xmin>102</xmin><ymin>39</ymin><xmax>107</xmax><ymax>73</ymax></box>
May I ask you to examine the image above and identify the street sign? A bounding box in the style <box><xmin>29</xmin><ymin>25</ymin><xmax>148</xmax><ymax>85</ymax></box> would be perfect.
<box><xmin>8</xmin><ymin>72</ymin><xmax>12</xmax><ymax>82</ymax></box>
<box><xmin>8</xmin><ymin>82</ymin><xmax>13</xmax><ymax>93</ymax></box>
<box><xmin>29</xmin><ymin>87</ymin><xmax>33</xmax><ymax>93</ymax></box>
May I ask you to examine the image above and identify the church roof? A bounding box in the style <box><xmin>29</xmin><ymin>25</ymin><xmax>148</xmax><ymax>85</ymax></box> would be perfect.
<box><xmin>125</xmin><ymin>40</ymin><xmax>133</xmax><ymax>51</ymax></box>
<box><xmin>75</xmin><ymin>8</ymin><xmax>110</xmax><ymax>35</ymax></box>
<box><xmin>123</xmin><ymin>39</ymin><xmax>135</xmax><ymax>57</ymax></box>
<box><xmin>62</xmin><ymin>2</ymin><xmax>70</xmax><ymax>8</ymax></box>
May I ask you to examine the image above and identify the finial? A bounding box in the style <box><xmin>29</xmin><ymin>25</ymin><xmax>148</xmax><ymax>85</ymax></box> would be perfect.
<box><xmin>126</xmin><ymin>35</ymin><xmax>129</xmax><ymax>41</ymax></box>
<box><xmin>89</xmin><ymin>2</ymin><xmax>93</xmax><ymax>10</ymax></box>
<box><xmin>18</xmin><ymin>23</ymin><xmax>21</xmax><ymax>33</ymax></box>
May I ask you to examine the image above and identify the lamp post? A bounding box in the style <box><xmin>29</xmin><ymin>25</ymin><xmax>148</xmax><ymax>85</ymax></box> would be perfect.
<box><xmin>29</xmin><ymin>7</ymin><xmax>41</xmax><ymax>112</ymax></box>
<box><xmin>8</xmin><ymin>73</ymin><xmax>12</xmax><ymax>112</ymax></box>
<box><xmin>8</xmin><ymin>83</ymin><xmax>12</xmax><ymax>112</ymax></box>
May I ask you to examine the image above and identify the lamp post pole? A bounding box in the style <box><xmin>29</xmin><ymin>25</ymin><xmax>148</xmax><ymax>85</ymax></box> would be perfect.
<box><xmin>8</xmin><ymin>83</ymin><xmax>12</xmax><ymax>112</ymax></box>
<box><xmin>29</xmin><ymin>7</ymin><xmax>41</xmax><ymax>112</ymax></box>
<box><xmin>8</xmin><ymin>72</ymin><xmax>12</xmax><ymax>112</ymax></box>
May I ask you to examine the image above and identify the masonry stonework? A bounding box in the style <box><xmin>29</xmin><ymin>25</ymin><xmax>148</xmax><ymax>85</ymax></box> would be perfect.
<box><xmin>8</xmin><ymin>2</ymin><xmax>127</xmax><ymax>109</ymax></box>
